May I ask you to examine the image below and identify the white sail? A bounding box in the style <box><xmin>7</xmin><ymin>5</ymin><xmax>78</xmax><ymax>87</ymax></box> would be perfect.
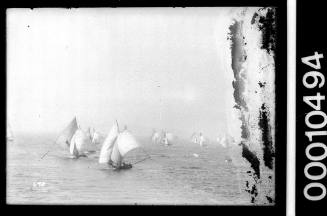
<box><xmin>72</xmin><ymin>129</ymin><xmax>92</xmax><ymax>153</ymax></box>
<box><xmin>110</xmin><ymin>141</ymin><xmax>122</xmax><ymax>167</ymax></box>
<box><xmin>86</xmin><ymin>127</ymin><xmax>92</xmax><ymax>140</ymax></box>
<box><xmin>162</xmin><ymin>136</ymin><xmax>169</xmax><ymax>145</ymax></box>
<box><xmin>92</xmin><ymin>131</ymin><xmax>101</xmax><ymax>144</ymax></box>
<box><xmin>191</xmin><ymin>133</ymin><xmax>199</xmax><ymax>144</ymax></box>
<box><xmin>110</xmin><ymin>130</ymin><xmax>139</xmax><ymax>167</ymax></box>
<box><xmin>151</xmin><ymin>131</ymin><xmax>161</xmax><ymax>143</ymax></box>
<box><xmin>69</xmin><ymin>134</ymin><xmax>79</xmax><ymax>157</ymax></box>
<box><xmin>199</xmin><ymin>135</ymin><xmax>205</xmax><ymax>147</ymax></box>
<box><xmin>98</xmin><ymin>121</ymin><xmax>120</xmax><ymax>164</ymax></box>
<box><xmin>117</xmin><ymin>130</ymin><xmax>140</xmax><ymax>157</ymax></box>
<box><xmin>56</xmin><ymin>117</ymin><xmax>78</xmax><ymax>148</ymax></box>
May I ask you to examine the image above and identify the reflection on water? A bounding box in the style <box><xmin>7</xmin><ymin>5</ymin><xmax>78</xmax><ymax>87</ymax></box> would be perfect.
<box><xmin>7</xmin><ymin>133</ymin><xmax>250</xmax><ymax>205</ymax></box>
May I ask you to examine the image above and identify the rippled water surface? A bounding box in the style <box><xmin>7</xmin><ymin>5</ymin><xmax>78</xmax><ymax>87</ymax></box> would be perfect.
<box><xmin>7</xmin><ymin>133</ymin><xmax>251</xmax><ymax>205</ymax></box>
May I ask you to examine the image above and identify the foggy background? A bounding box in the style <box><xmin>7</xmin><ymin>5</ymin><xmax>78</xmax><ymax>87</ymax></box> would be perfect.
<box><xmin>7</xmin><ymin>8</ymin><xmax>236</xmax><ymax>140</ymax></box>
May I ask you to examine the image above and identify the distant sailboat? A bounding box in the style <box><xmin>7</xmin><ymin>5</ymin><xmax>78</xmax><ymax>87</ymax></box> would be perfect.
<box><xmin>55</xmin><ymin>117</ymin><xmax>79</xmax><ymax>149</ymax></box>
<box><xmin>99</xmin><ymin>120</ymin><xmax>139</xmax><ymax>169</ymax></box>
<box><xmin>70</xmin><ymin>129</ymin><xmax>93</xmax><ymax>158</ymax></box>
<box><xmin>7</xmin><ymin>124</ymin><xmax>14</xmax><ymax>141</ymax></box>
<box><xmin>86</xmin><ymin>127</ymin><xmax>93</xmax><ymax>140</ymax></box>
<box><xmin>161</xmin><ymin>131</ymin><xmax>175</xmax><ymax>146</ymax></box>
<box><xmin>151</xmin><ymin>130</ymin><xmax>161</xmax><ymax>144</ymax></box>
<box><xmin>91</xmin><ymin>128</ymin><xmax>101</xmax><ymax>145</ymax></box>
<box><xmin>198</xmin><ymin>133</ymin><xmax>205</xmax><ymax>147</ymax></box>
<box><xmin>39</xmin><ymin>117</ymin><xmax>79</xmax><ymax>160</ymax></box>
<box><xmin>191</xmin><ymin>132</ymin><xmax>199</xmax><ymax>144</ymax></box>
<box><xmin>162</xmin><ymin>133</ymin><xmax>169</xmax><ymax>146</ymax></box>
<box><xmin>191</xmin><ymin>132</ymin><xmax>205</xmax><ymax>147</ymax></box>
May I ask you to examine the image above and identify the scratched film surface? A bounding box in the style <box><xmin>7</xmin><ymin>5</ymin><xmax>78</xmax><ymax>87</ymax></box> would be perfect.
<box><xmin>6</xmin><ymin>7</ymin><xmax>276</xmax><ymax>205</ymax></box>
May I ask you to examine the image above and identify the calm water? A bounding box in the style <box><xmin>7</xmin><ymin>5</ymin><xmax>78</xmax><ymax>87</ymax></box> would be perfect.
<box><xmin>7</xmin><ymin>133</ymin><xmax>251</xmax><ymax>205</ymax></box>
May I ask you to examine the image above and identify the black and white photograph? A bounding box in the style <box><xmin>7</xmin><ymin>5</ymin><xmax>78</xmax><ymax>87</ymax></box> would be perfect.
<box><xmin>6</xmin><ymin>7</ymin><xmax>281</xmax><ymax>206</ymax></box>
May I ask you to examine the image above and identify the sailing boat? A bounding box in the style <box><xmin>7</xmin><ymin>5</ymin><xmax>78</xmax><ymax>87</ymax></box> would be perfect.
<box><xmin>191</xmin><ymin>132</ymin><xmax>204</xmax><ymax>146</ymax></box>
<box><xmin>161</xmin><ymin>131</ymin><xmax>175</xmax><ymax>146</ymax></box>
<box><xmin>70</xmin><ymin>128</ymin><xmax>93</xmax><ymax>158</ymax></box>
<box><xmin>7</xmin><ymin>124</ymin><xmax>14</xmax><ymax>141</ymax></box>
<box><xmin>86</xmin><ymin>127</ymin><xmax>93</xmax><ymax>140</ymax></box>
<box><xmin>198</xmin><ymin>133</ymin><xmax>205</xmax><ymax>147</ymax></box>
<box><xmin>99</xmin><ymin>120</ymin><xmax>139</xmax><ymax>170</ymax></box>
<box><xmin>151</xmin><ymin>130</ymin><xmax>161</xmax><ymax>144</ymax></box>
<box><xmin>91</xmin><ymin>128</ymin><xmax>101</xmax><ymax>145</ymax></box>
<box><xmin>39</xmin><ymin>117</ymin><xmax>79</xmax><ymax>160</ymax></box>
<box><xmin>191</xmin><ymin>132</ymin><xmax>199</xmax><ymax>144</ymax></box>
<box><xmin>55</xmin><ymin>117</ymin><xmax>79</xmax><ymax>149</ymax></box>
<box><xmin>99</xmin><ymin>120</ymin><xmax>119</xmax><ymax>164</ymax></box>
<box><xmin>161</xmin><ymin>132</ymin><xmax>169</xmax><ymax>146</ymax></box>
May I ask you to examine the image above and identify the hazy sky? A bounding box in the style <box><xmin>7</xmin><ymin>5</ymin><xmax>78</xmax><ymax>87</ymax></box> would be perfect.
<box><xmin>7</xmin><ymin>7</ymin><xmax>237</xmax><ymax>139</ymax></box>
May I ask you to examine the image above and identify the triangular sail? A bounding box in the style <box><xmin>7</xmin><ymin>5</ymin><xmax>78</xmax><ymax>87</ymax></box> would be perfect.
<box><xmin>151</xmin><ymin>131</ymin><xmax>161</xmax><ymax>143</ymax></box>
<box><xmin>56</xmin><ymin>117</ymin><xmax>78</xmax><ymax>148</ymax></box>
<box><xmin>199</xmin><ymin>135</ymin><xmax>205</xmax><ymax>147</ymax></box>
<box><xmin>70</xmin><ymin>133</ymin><xmax>79</xmax><ymax>157</ymax></box>
<box><xmin>92</xmin><ymin>131</ymin><xmax>101</xmax><ymax>144</ymax></box>
<box><xmin>86</xmin><ymin>127</ymin><xmax>92</xmax><ymax>139</ymax></box>
<box><xmin>74</xmin><ymin>129</ymin><xmax>93</xmax><ymax>153</ymax></box>
<box><xmin>90</xmin><ymin>128</ymin><xmax>96</xmax><ymax>141</ymax></box>
<box><xmin>162</xmin><ymin>132</ymin><xmax>174</xmax><ymax>145</ymax></box>
<box><xmin>99</xmin><ymin>121</ymin><xmax>120</xmax><ymax>164</ymax></box>
<box><xmin>191</xmin><ymin>132</ymin><xmax>198</xmax><ymax>143</ymax></box>
<box><xmin>162</xmin><ymin>136</ymin><xmax>169</xmax><ymax>145</ymax></box>
<box><xmin>110</xmin><ymin>142</ymin><xmax>122</xmax><ymax>167</ymax></box>
<box><xmin>116</xmin><ymin>130</ymin><xmax>140</xmax><ymax>157</ymax></box>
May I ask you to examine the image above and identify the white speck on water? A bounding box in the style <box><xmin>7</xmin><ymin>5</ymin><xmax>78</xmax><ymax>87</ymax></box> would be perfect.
<box><xmin>193</xmin><ymin>153</ymin><xmax>199</xmax><ymax>158</ymax></box>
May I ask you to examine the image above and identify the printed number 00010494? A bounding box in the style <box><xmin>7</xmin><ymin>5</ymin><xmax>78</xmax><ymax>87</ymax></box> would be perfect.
<box><xmin>301</xmin><ymin>52</ymin><xmax>327</xmax><ymax>201</ymax></box>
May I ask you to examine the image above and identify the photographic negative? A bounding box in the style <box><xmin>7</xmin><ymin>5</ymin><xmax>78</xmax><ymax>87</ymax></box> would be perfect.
<box><xmin>6</xmin><ymin>7</ymin><xmax>283</xmax><ymax>206</ymax></box>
